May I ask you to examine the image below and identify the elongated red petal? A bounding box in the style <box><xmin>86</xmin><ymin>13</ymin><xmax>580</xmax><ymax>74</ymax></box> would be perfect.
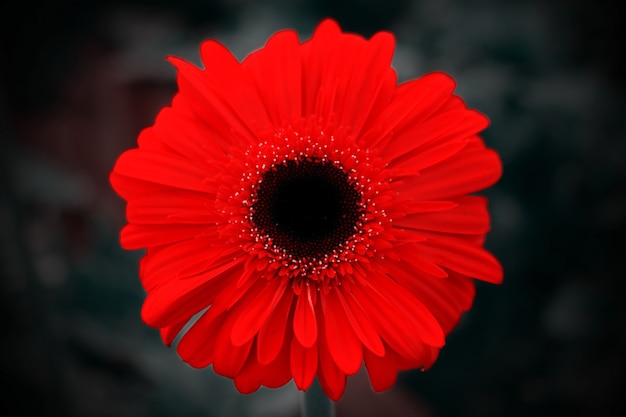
<box><xmin>402</xmin><ymin>200</ymin><xmax>459</xmax><ymax>213</ymax></box>
<box><xmin>349</xmin><ymin>283</ymin><xmax>418</xmax><ymax>359</ymax></box>
<box><xmin>416</xmin><ymin>232</ymin><xmax>503</xmax><ymax>284</ymax></box>
<box><xmin>321</xmin><ymin>289</ymin><xmax>363</xmax><ymax>375</ymax></box>
<box><xmin>141</xmin><ymin>258</ymin><xmax>243</xmax><ymax>327</ymax></box>
<box><xmin>231</xmin><ymin>279</ymin><xmax>287</xmax><ymax>346</ymax></box>
<box><xmin>177</xmin><ymin>310</ymin><xmax>227</xmax><ymax>368</ymax></box>
<box><xmin>140</xmin><ymin>243</ymin><xmax>238</xmax><ymax>291</ymax></box>
<box><xmin>386</xmin><ymin>105</ymin><xmax>489</xmax><ymax>167</ymax></box>
<box><xmin>212</xmin><ymin>310</ymin><xmax>254</xmax><ymax>378</ymax></box>
<box><xmin>367</xmin><ymin>271</ymin><xmax>445</xmax><ymax>347</ymax></box>
<box><xmin>336</xmin><ymin>289</ymin><xmax>385</xmax><ymax>357</ymax></box>
<box><xmin>333</xmin><ymin>30</ymin><xmax>396</xmax><ymax>137</ymax></box>
<box><xmin>197</xmin><ymin>39</ymin><xmax>272</xmax><ymax>137</ymax></box>
<box><xmin>109</xmin><ymin>171</ymin><xmax>174</xmax><ymax>200</ymax></box>
<box><xmin>120</xmin><ymin>223</ymin><xmax>206</xmax><ymax>250</ymax></box>
<box><xmin>363</xmin><ymin>348</ymin><xmax>398</xmax><ymax>392</ymax></box>
<box><xmin>398</xmin><ymin>146</ymin><xmax>502</xmax><ymax>200</ymax></box>
<box><xmin>293</xmin><ymin>284</ymin><xmax>318</xmax><ymax>348</ymax></box>
<box><xmin>290</xmin><ymin>337</ymin><xmax>318</xmax><ymax>390</ymax></box>
<box><xmin>302</xmin><ymin>18</ymin><xmax>396</xmax><ymax>136</ymax></box>
<box><xmin>138</xmin><ymin>106</ymin><xmax>226</xmax><ymax>165</ymax></box>
<box><xmin>393</xmin><ymin>244</ymin><xmax>449</xmax><ymax>278</ymax></box>
<box><xmin>257</xmin><ymin>291</ymin><xmax>294</xmax><ymax>365</ymax></box>
<box><xmin>397</xmin><ymin>196</ymin><xmax>490</xmax><ymax>235</ymax></box>
<box><xmin>113</xmin><ymin>150</ymin><xmax>213</xmax><ymax>192</ymax></box>
<box><xmin>365</xmin><ymin>72</ymin><xmax>456</xmax><ymax>147</ymax></box>
<box><xmin>234</xmin><ymin>355</ymin><xmax>263</xmax><ymax>394</ymax></box>
<box><xmin>260</xmin><ymin>339</ymin><xmax>293</xmax><ymax>388</ymax></box>
<box><xmin>316</xmin><ymin>305</ymin><xmax>347</xmax><ymax>400</ymax></box>
<box><xmin>243</xmin><ymin>30</ymin><xmax>302</xmax><ymax>124</ymax></box>
<box><xmin>169</xmin><ymin>54</ymin><xmax>265</xmax><ymax>147</ymax></box>
<box><xmin>385</xmin><ymin>261</ymin><xmax>476</xmax><ymax>334</ymax></box>
<box><xmin>397</xmin><ymin>138</ymin><xmax>470</xmax><ymax>174</ymax></box>
<box><xmin>234</xmin><ymin>338</ymin><xmax>294</xmax><ymax>393</ymax></box>
<box><xmin>126</xmin><ymin>192</ymin><xmax>217</xmax><ymax>225</ymax></box>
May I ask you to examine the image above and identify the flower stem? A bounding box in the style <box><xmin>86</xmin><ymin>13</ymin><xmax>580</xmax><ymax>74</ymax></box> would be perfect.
<box><xmin>300</xmin><ymin>379</ymin><xmax>335</xmax><ymax>417</ymax></box>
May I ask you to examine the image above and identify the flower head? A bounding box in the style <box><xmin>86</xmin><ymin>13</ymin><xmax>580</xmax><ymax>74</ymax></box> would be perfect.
<box><xmin>110</xmin><ymin>19</ymin><xmax>502</xmax><ymax>400</ymax></box>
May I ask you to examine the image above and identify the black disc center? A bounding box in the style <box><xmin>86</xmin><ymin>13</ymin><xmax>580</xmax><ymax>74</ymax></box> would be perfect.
<box><xmin>251</xmin><ymin>159</ymin><xmax>362</xmax><ymax>259</ymax></box>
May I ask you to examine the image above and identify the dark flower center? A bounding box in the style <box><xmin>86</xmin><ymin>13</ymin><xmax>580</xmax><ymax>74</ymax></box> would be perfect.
<box><xmin>251</xmin><ymin>159</ymin><xmax>362</xmax><ymax>259</ymax></box>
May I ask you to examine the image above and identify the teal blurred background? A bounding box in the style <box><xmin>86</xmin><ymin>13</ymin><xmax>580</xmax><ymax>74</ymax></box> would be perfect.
<box><xmin>1</xmin><ymin>1</ymin><xmax>625</xmax><ymax>416</ymax></box>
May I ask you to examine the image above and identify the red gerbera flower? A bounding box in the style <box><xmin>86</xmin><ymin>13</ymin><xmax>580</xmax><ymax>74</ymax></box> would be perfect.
<box><xmin>110</xmin><ymin>19</ymin><xmax>502</xmax><ymax>400</ymax></box>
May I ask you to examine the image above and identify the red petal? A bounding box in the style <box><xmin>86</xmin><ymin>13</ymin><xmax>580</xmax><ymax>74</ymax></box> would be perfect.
<box><xmin>260</xmin><ymin>340</ymin><xmax>293</xmax><ymax>388</ymax></box>
<box><xmin>316</xmin><ymin>304</ymin><xmax>346</xmax><ymax>400</ymax></box>
<box><xmin>231</xmin><ymin>279</ymin><xmax>287</xmax><ymax>346</ymax></box>
<box><xmin>320</xmin><ymin>289</ymin><xmax>363</xmax><ymax>375</ymax></box>
<box><xmin>293</xmin><ymin>284</ymin><xmax>318</xmax><ymax>348</ymax></box>
<box><xmin>335</xmin><ymin>30</ymin><xmax>397</xmax><ymax>137</ymax></box>
<box><xmin>407</xmin><ymin>200</ymin><xmax>459</xmax><ymax>212</ymax></box>
<box><xmin>141</xmin><ymin>258</ymin><xmax>243</xmax><ymax>328</ymax></box>
<box><xmin>257</xmin><ymin>291</ymin><xmax>294</xmax><ymax>365</ymax></box>
<box><xmin>239</xmin><ymin>321</ymin><xmax>295</xmax><ymax>391</ymax></box>
<box><xmin>109</xmin><ymin>171</ymin><xmax>173</xmax><ymax>200</ymax></box>
<box><xmin>176</xmin><ymin>310</ymin><xmax>227</xmax><ymax>368</ymax></box>
<box><xmin>385</xmin><ymin>261</ymin><xmax>476</xmax><ymax>334</ymax></box>
<box><xmin>302</xmin><ymin>18</ymin><xmax>396</xmax><ymax>136</ymax></box>
<box><xmin>417</xmin><ymin>232</ymin><xmax>503</xmax><ymax>283</ymax></box>
<box><xmin>349</xmin><ymin>284</ymin><xmax>416</xmax><ymax>359</ymax></box>
<box><xmin>363</xmin><ymin>348</ymin><xmax>398</xmax><ymax>392</ymax></box>
<box><xmin>234</xmin><ymin>337</ymin><xmax>294</xmax><ymax>393</ymax></box>
<box><xmin>290</xmin><ymin>337</ymin><xmax>318</xmax><ymax>390</ymax></box>
<box><xmin>367</xmin><ymin>271</ymin><xmax>445</xmax><ymax>347</ymax></box>
<box><xmin>337</xmin><ymin>289</ymin><xmax>385</xmax><ymax>357</ymax></box>
<box><xmin>388</xmin><ymin>107</ymin><xmax>489</xmax><ymax>167</ymax></box>
<box><xmin>349</xmin><ymin>271</ymin><xmax>443</xmax><ymax>363</ymax></box>
<box><xmin>243</xmin><ymin>30</ymin><xmax>302</xmax><ymax>124</ymax></box>
<box><xmin>126</xmin><ymin>191</ymin><xmax>218</xmax><ymax>225</ymax></box>
<box><xmin>112</xmin><ymin>149</ymin><xmax>212</xmax><ymax>192</ymax></box>
<box><xmin>396</xmin><ymin>196</ymin><xmax>490</xmax><ymax>235</ymax></box>
<box><xmin>198</xmin><ymin>39</ymin><xmax>273</xmax><ymax>139</ymax></box>
<box><xmin>140</xmin><ymin>241</ymin><xmax>238</xmax><ymax>291</ymax></box>
<box><xmin>381</xmin><ymin>104</ymin><xmax>464</xmax><ymax>162</ymax></box>
<box><xmin>301</xmin><ymin>19</ymin><xmax>341</xmax><ymax>117</ymax></box>
<box><xmin>397</xmin><ymin>138</ymin><xmax>470</xmax><ymax>174</ymax></box>
<box><xmin>212</xmin><ymin>311</ymin><xmax>254</xmax><ymax>378</ymax></box>
<box><xmin>138</xmin><ymin>106</ymin><xmax>225</xmax><ymax>164</ymax></box>
<box><xmin>202</xmin><ymin>267</ymin><xmax>260</xmax><ymax>317</ymax></box>
<box><xmin>120</xmin><ymin>223</ymin><xmax>205</xmax><ymax>250</ymax></box>
<box><xmin>169</xmin><ymin>51</ymin><xmax>266</xmax><ymax>147</ymax></box>
<box><xmin>234</xmin><ymin>355</ymin><xmax>262</xmax><ymax>394</ymax></box>
<box><xmin>392</xmin><ymin>244</ymin><xmax>449</xmax><ymax>279</ymax></box>
<box><xmin>422</xmin><ymin>346</ymin><xmax>441</xmax><ymax>370</ymax></box>
<box><xmin>398</xmin><ymin>146</ymin><xmax>502</xmax><ymax>200</ymax></box>
<box><xmin>366</xmin><ymin>72</ymin><xmax>456</xmax><ymax>148</ymax></box>
<box><xmin>390</xmin><ymin>200</ymin><xmax>458</xmax><ymax>216</ymax></box>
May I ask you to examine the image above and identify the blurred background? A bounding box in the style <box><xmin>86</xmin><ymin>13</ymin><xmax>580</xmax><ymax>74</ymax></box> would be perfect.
<box><xmin>1</xmin><ymin>0</ymin><xmax>625</xmax><ymax>416</ymax></box>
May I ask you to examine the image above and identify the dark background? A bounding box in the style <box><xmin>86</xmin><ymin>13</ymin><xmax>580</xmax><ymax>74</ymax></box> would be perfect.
<box><xmin>1</xmin><ymin>1</ymin><xmax>625</xmax><ymax>416</ymax></box>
